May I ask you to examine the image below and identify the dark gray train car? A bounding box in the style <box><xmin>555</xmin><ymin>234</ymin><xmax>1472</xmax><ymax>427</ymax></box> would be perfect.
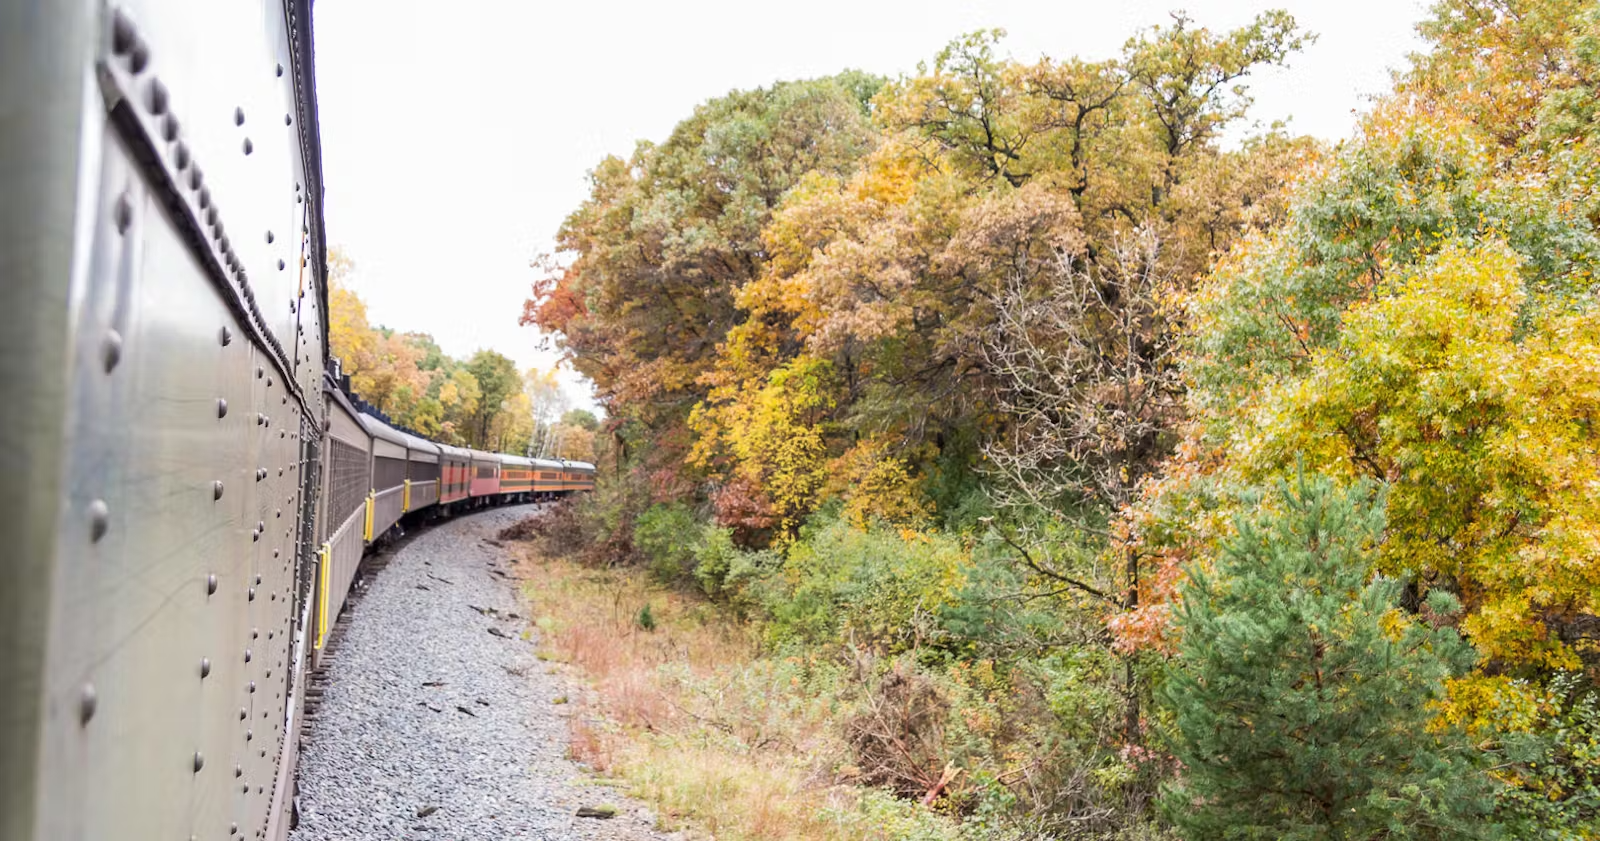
<box><xmin>359</xmin><ymin>411</ymin><xmax>409</xmax><ymax>541</ymax></box>
<box><xmin>400</xmin><ymin>429</ymin><xmax>443</xmax><ymax>513</ymax></box>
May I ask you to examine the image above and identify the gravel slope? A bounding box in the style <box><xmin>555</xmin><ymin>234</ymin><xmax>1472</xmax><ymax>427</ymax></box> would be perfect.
<box><xmin>290</xmin><ymin>504</ymin><xmax>672</xmax><ymax>841</ymax></box>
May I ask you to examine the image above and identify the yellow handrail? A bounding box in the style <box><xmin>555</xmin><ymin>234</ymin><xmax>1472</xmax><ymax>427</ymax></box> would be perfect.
<box><xmin>315</xmin><ymin>542</ymin><xmax>331</xmax><ymax>650</ymax></box>
<box><xmin>403</xmin><ymin>479</ymin><xmax>412</xmax><ymax>513</ymax></box>
<box><xmin>363</xmin><ymin>490</ymin><xmax>375</xmax><ymax>542</ymax></box>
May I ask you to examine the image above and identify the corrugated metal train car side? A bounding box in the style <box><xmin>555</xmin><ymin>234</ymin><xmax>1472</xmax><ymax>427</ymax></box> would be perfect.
<box><xmin>0</xmin><ymin>3</ymin><xmax>330</xmax><ymax>841</ymax></box>
<box><xmin>317</xmin><ymin>378</ymin><xmax>370</xmax><ymax>667</ymax></box>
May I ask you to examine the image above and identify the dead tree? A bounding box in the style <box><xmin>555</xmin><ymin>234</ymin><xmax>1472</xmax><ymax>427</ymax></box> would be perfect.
<box><xmin>980</xmin><ymin>224</ymin><xmax>1186</xmax><ymax>740</ymax></box>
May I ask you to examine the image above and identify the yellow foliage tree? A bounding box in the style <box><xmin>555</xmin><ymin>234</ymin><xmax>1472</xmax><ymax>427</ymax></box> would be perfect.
<box><xmin>1242</xmin><ymin>241</ymin><xmax>1600</xmax><ymax>672</ymax></box>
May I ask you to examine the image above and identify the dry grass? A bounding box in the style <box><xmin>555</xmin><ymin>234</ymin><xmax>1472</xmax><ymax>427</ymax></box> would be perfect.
<box><xmin>513</xmin><ymin>547</ymin><xmax>960</xmax><ymax>841</ymax></box>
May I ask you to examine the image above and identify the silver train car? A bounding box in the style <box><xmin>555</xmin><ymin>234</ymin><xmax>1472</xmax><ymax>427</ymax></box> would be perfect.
<box><xmin>0</xmin><ymin>4</ymin><xmax>594</xmax><ymax>841</ymax></box>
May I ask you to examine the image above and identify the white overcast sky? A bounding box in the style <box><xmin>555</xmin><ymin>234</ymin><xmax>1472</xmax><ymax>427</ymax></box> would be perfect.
<box><xmin>311</xmin><ymin>0</ymin><xmax>1430</xmax><ymax>408</ymax></box>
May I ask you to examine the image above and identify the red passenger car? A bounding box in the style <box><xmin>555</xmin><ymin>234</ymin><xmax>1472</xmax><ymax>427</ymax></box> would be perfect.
<box><xmin>467</xmin><ymin>448</ymin><xmax>501</xmax><ymax>500</ymax></box>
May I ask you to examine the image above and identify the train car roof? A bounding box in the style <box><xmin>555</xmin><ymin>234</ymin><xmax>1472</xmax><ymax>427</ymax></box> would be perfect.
<box><xmin>531</xmin><ymin>458</ymin><xmax>564</xmax><ymax>470</ymax></box>
<box><xmin>358</xmin><ymin>412</ymin><xmax>410</xmax><ymax>449</ymax></box>
<box><xmin>499</xmin><ymin>454</ymin><xmax>534</xmax><ymax>468</ymax></box>
<box><xmin>563</xmin><ymin>460</ymin><xmax>597</xmax><ymax>471</ymax></box>
<box><xmin>398</xmin><ymin>430</ymin><xmax>440</xmax><ymax>456</ymax></box>
<box><xmin>466</xmin><ymin>448</ymin><xmax>502</xmax><ymax>463</ymax></box>
<box><xmin>435</xmin><ymin>442</ymin><xmax>470</xmax><ymax>459</ymax></box>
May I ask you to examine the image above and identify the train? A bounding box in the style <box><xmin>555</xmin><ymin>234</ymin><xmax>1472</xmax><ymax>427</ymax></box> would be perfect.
<box><xmin>0</xmin><ymin>3</ymin><xmax>589</xmax><ymax>841</ymax></box>
<box><xmin>320</xmin><ymin>380</ymin><xmax>595</xmax><ymax>655</ymax></box>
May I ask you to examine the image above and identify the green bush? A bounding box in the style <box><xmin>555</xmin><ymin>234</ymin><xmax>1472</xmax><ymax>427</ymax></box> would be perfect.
<box><xmin>756</xmin><ymin>513</ymin><xmax>973</xmax><ymax>652</ymax></box>
<box><xmin>1494</xmin><ymin>672</ymin><xmax>1600</xmax><ymax>839</ymax></box>
<box><xmin>633</xmin><ymin>502</ymin><xmax>700</xmax><ymax>581</ymax></box>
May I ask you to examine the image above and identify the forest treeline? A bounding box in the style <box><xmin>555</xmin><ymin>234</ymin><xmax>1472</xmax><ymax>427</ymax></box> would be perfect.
<box><xmin>523</xmin><ymin>1</ymin><xmax>1600</xmax><ymax>838</ymax></box>
<box><xmin>327</xmin><ymin>249</ymin><xmax>597</xmax><ymax>460</ymax></box>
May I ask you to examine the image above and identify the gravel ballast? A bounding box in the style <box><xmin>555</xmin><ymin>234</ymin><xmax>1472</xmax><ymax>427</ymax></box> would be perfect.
<box><xmin>290</xmin><ymin>504</ymin><xmax>671</xmax><ymax>841</ymax></box>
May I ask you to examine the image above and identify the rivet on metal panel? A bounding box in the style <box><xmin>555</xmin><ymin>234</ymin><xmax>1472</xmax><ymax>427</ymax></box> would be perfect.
<box><xmin>193</xmin><ymin>752</ymin><xmax>205</xmax><ymax>773</ymax></box>
<box><xmin>254</xmin><ymin>574</ymin><xmax>261</xmax><ymax>585</ymax></box>
<box><xmin>278</xmin><ymin>259</ymin><xmax>286</xmax><ymax>271</ymax></box>
<box><xmin>230</xmin><ymin>823</ymin><xmax>238</xmax><ymax>836</ymax></box>
<box><xmin>161</xmin><ymin>114</ymin><xmax>178</xmax><ymax>142</ymax></box>
<box><xmin>220</xmin><ymin>325</ymin><xmax>232</xmax><ymax>346</ymax></box>
<box><xmin>256</xmin><ymin>366</ymin><xmax>263</xmax><ymax>379</ymax></box>
<box><xmin>198</xmin><ymin>187</ymin><xmax>210</xmax><ymax>209</ymax></box>
<box><xmin>110</xmin><ymin>9</ymin><xmax>135</xmax><ymax>54</ymax></box>
<box><xmin>102</xmin><ymin>330</ymin><xmax>122</xmax><ymax>372</ymax></box>
<box><xmin>173</xmin><ymin>140</ymin><xmax>189</xmax><ymax>170</ymax></box>
<box><xmin>285</xmin><ymin>113</ymin><xmax>292</xmax><ymax>126</ymax></box>
<box><xmin>128</xmin><ymin>40</ymin><xmax>149</xmax><ymax>74</ymax></box>
<box><xmin>113</xmin><ymin>192</ymin><xmax>132</xmax><ymax>234</ymax></box>
<box><xmin>256</xmin><ymin>467</ymin><xmax>265</xmax><ymax>480</ymax></box>
<box><xmin>189</xmin><ymin>165</ymin><xmax>202</xmax><ymax>190</ymax></box>
<box><xmin>238</xmin><ymin>709</ymin><xmax>245</xmax><ymax>722</ymax></box>
<box><xmin>234</xmin><ymin>107</ymin><xmax>245</xmax><ymax>126</ymax></box>
<box><xmin>265</xmin><ymin>230</ymin><xmax>274</xmax><ymax>244</ymax></box>
<box><xmin>256</xmin><ymin>414</ymin><xmax>264</xmax><ymax>426</ymax></box>
<box><xmin>248</xmin><ymin>584</ymin><xmax>256</xmax><ymax>599</ymax></box>
<box><xmin>217</xmin><ymin>398</ymin><xmax>229</xmax><ymax>418</ymax></box>
<box><xmin>276</xmin><ymin>63</ymin><xmax>284</xmax><ymax>77</ymax></box>
<box><xmin>243</xmin><ymin>649</ymin><xmax>251</xmax><ymax>664</ymax></box>
<box><xmin>242</xmin><ymin>138</ymin><xmax>253</xmax><ymax>156</ymax></box>
<box><xmin>248</xmin><ymin>681</ymin><xmax>256</xmax><ymax>694</ymax></box>
<box><xmin>206</xmin><ymin>573</ymin><xmax>217</xmax><ymax>595</ymax></box>
<box><xmin>235</xmin><ymin>763</ymin><xmax>243</xmax><ymax>776</ymax></box>
<box><xmin>205</xmin><ymin>206</ymin><xmax>217</xmax><ymax>227</ymax></box>
<box><xmin>88</xmin><ymin>500</ymin><xmax>109</xmax><ymax>542</ymax></box>
<box><xmin>266</xmin><ymin>378</ymin><xmax>273</xmax><ymax>389</ymax></box>
<box><xmin>79</xmin><ymin>684</ymin><xmax>97</xmax><ymax>725</ymax></box>
<box><xmin>147</xmin><ymin>78</ymin><xmax>168</xmax><ymax>115</ymax></box>
<box><xmin>199</xmin><ymin>657</ymin><xmax>210</xmax><ymax>678</ymax></box>
<box><xmin>241</xmin><ymin>782</ymin><xmax>248</xmax><ymax>793</ymax></box>
<box><xmin>252</xmin><ymin>628</ymin><xmax>258</xmax><ymax>639</ymax></box>
<box><xmin>213</xmin><ymin>480</ymin><xmax>224</xmax><ymax>500</ymax></box>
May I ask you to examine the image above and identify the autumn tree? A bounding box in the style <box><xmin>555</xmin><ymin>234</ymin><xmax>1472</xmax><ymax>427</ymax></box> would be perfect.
<box><xmin>327</xmin><ymin>247</ymin><xmax>376</xmax><ymax>381</ymax></box>
<box><xmin>324</xmin><ymin>249</ymin><xmax>552</xmax><ymax>450</ymax></box>
<box><xmin>464</xmin><ymin>350</ymin><xmax>518</xmax><ymax>449</ymax></box>
<box><xmin>522</xmin><ymin>72</ymin><xmax>883</xmax><ymax>434</ymax></box>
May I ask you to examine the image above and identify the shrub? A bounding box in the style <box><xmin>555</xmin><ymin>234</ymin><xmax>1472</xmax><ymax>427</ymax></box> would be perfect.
<box><xmin>758</xmin><ymin>513</ymin><xmax>973</xmax><ymax>653</ymax></box>
<box><xmin>634</xmin><ymin>502</ymin><xmax>700</xmax><ymax>581</ymax></box>
<box><xmin>847</xmin><ymin>658</ymin><xmax>954</xmax><ymax>800</ymax></box>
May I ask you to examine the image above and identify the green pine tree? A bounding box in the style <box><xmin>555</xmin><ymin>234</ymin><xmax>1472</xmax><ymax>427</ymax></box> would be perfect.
<box><xmin>1160</xmin><ymin>473</ymin><xmax>1500</xmax><ymax>840</ymax></box>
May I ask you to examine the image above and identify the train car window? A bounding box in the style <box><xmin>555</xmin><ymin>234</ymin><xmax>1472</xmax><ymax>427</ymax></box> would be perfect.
<box><xmin>374</xmin><ymin>456</ymin><xmax>407</xmax><ymax>490</ymax></box>
<box><xmin>408</xmin><ymin>460</ymin><xmax>441</xmax><ymax>484</ymax></box>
